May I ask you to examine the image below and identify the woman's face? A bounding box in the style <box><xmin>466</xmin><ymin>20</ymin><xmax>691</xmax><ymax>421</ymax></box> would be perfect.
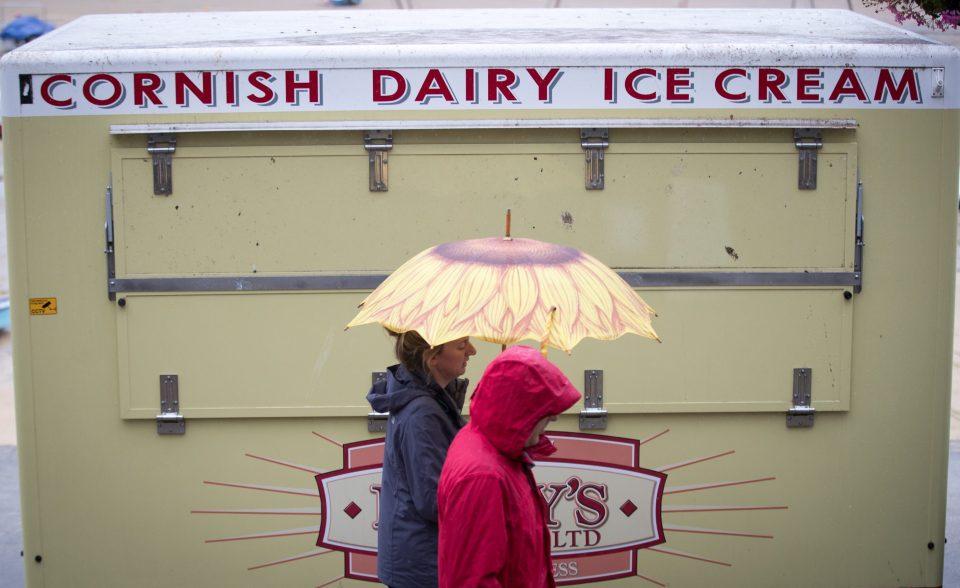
<box><xmin>429</xmin><ymin>337</ymin><xmax>477</xmax><ymax>387</ymax></box>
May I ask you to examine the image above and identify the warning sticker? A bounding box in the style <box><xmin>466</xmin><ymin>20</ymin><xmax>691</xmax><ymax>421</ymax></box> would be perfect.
<box><xmin>29</xmin><ymin>298</ymin><xmax>57</xmax><ymax>315</ymax></box>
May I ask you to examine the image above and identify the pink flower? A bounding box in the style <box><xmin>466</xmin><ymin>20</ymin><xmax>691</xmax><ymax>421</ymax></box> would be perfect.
<box><xmin>941</xmin><ymin>10</ymin><xmax>960</xmax><ymax>27</ymax></box>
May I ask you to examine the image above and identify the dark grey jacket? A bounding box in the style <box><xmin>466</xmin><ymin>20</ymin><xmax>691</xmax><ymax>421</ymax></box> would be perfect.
<box><xmin>367</xmin><ymin>364</ymin><xmax>467</xmax><ymax>588</ymax></box>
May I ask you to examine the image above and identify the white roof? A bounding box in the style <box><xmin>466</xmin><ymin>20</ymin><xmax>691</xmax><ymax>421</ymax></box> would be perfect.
<box><xmin>1</xmin><ymin>8</ymin><xmax>956</xmax><ymax>71</ymax></box>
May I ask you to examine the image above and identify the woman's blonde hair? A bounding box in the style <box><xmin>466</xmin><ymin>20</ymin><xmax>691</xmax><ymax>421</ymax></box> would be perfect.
<box><xmin>387</xmin><ymin>329</ymin><xmax>444</xmax><ymax>375</ymax></box>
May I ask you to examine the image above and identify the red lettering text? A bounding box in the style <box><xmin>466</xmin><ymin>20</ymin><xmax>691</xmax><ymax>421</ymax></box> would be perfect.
<box><xmin>246</xmin><ymin>71</ymin><xmax>276</xmax><ymax>105</ymax></box>
<box><xmin>369</xmin><ymin>484</ymin><xmax>382</xmax><ymax>531</ymax></box>
<box><xmin>526</xmin><ymin>67</ymin><xmax>562</xmax><ymax>102</ymax></box>
<box><xmin>225</xmin><ymin>71</ymin><xmax>238</xmax><ymax>105</ymax></box>
<box><xmin>40</xmin><ymin>74</ymin><xmax>74</xmax><ymax>108</ymax></box>
<box><xmin>285</xmin><ymin>70</ymin><xmax>321</xmax><ymax>105</ymax></box>
<box><xmin>465</xmin><ymin>68</ymin><xmax>477</xmax><ymax>103</ymax></box>
<box><xmin>372</xmin><ymin>69</ymin><xmax>407</xmax><ymax>103</ymax></box>
<box><xmin>759</xmin><ymin>68</ymin><xmax>788</xmax><ymax>102</ymax></box>
<box><xmin>487</xmin><ymin>68</ymin><xmax>518</xmax><ymax>102</ymax></box>
<box><xmin>830</xmin><ymin>68</ymin><xmax>868</xmax><ymax>102</ymax></box>
<box><xmin>175</xmin><ymin>71</ymin><xmax>214</xmax><ymax>106</ymax></box>
<box><xmin>415</xmin><ymin>69</ymin><xmax>455</xmax><ymax>103</ymax></box>
<box><xmin>82</xmin><ymin>74</ymin><xmax>123</xmax><ymax>107</ymax></box>
<box><xmin>666</xmin><ymin>67</ymin><xmax>693</xmax><ymax>101</ymax></box>
<box><xmin>874</xmin><ymin>68</ymin><xmax>919</xmax><ymax>102</ymax></box>
<box><xmin>574</xmin><ymin>483</ymin><xmax>609</xmax><ymax>528</ymax></box>
<box><xmin>133</xmin><ymin>73</ymin><xmax>163</xmax><ymax>107</ymax></box>
<box><xmin>715</xmin><ymin>68</ymin><xmax>747</xmax><ymax>102</ymax></box>
<box><xmin>538</xmin><ymin>481</ymin><xmax>573</xmax><ymax>529</ymax></box>
<box><xmin>551</xmin><ymin>529</ymin><xmax>602</xmax><ymax>548</ymax></box>
<box><xmin>797</xmin><ymin>68</ymin><xmax>823</xmax><ymax>102</ymax></box>
<box><xmin>625</xmin><ymin>68</ymin><xmax>659</xmax><ymax>101</ymax></box>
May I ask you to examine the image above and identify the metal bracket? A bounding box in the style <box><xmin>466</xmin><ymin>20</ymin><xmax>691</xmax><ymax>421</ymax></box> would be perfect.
<box><xmin>786</xmin><ymin>368</ymin><xmax>814</xmax><ymax>428</ymax></box>
<box><xmin>932</xmin><ymin>67</ymin><xmax>945</xmax><ymax>99</ymax></box>
<box><xmin>157</xmin><ymin>375</ymin><xmax>185</xmax><ymax>435</ymax></box>
<box><xmin>367</xmin><ymin>371</ymin><xmax>389</xmax><ymax>432</ymax></box>
<box><xmin>581</xmin><ymin>128</ymin><xmax>608</xmax><ymax>190</ymax></box>
<box><xmin>364</xmin><ymin>131</ymin><xmax>393</xmax><ymax>192</ymax></box>
<box><xmin>579</xmin><ymin>370</ymin><xmax>607</xmax><ymax>430</ymax></box>
<box><xmin>147</xmin><ymin>134</ymin><xmax>176</xmax><ymax>195</ymax></box>
<box><xmin>794</xmin><ymin>129</ymin><xmax>822</xmax><ymax>190</ymax></box>
<box><xmin>853</xmin><ymin>178</ymin><xmax>864</xmax><ymax>294</ymax></box>
<box><xmin>104</xmin><ymin>180</ymin><xmax>116</xmax><ymax>301</ymax></box>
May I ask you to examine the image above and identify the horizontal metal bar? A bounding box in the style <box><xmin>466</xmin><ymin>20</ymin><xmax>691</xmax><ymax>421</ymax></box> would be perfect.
<box><xmin>619</xmin><ymin>271</ymin><xmax>860</xmax><ymax>287</ymax></box>
<box><xmin>109</xmin><ymin>118</ymin><xmax>858</xmax><ymax>135</ymax></box>
<box><xmin>109</xmin><ymin>275</ymin><xmax>386</xmax><ymax>293</ymax></box>
<box><xmin>109</xmin><ymin>271</ymin><xmax>860</xmax><ymax>294</ymax></box>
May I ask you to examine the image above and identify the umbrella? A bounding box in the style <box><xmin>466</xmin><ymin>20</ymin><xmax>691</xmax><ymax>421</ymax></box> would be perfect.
<box><xmin>346</xmin><ymin>229</ymin><xmax>659</xmax><ymax>354</ymax></box>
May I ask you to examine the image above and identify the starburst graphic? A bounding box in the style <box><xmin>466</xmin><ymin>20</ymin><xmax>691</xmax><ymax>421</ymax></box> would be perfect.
<box><xmin>192</xmin><ymin>428</ymin><xmax>787</xmax><ymax>586</ymax></box>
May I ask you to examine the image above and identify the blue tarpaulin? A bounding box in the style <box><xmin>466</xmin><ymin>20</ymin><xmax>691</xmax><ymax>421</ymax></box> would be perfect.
<box><xmin>1</xmin><ymin>15</ymin><xmax>53</xmax><ymax>42</ymax></box>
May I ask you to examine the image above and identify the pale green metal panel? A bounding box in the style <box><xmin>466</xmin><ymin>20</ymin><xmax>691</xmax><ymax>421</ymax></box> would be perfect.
<box><xmin>112</xmin><ymin>136</ymin><xmax>856</xmax><ymax>275</ymax></box>
<box><xmin>110</xmin><ymin>134</ymin><xmax>855</xmax><ymax>416</ymax></box>
<box><xmin>2</xmin><ymin>108</ymin><xmax>953</xmax><ymax>588</ymax></box>
<box><xmin>116</xmin><ymin>292</ymin><xmax>388</xmax><ymax>418</ymax></box>
<box><xmin>1</xmin><ymin>11</ymin><xmax>955</xmax><ymax>587</ymax></box>
<box><xmin>115</xmin><ymin>287</ymin><xmax>852</xmax><ymax>417</ymax></box>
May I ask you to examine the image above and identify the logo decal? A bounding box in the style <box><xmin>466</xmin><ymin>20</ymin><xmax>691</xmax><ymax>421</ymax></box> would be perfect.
<box><xmin>194</xmin><ymin>429</ymin><xmax>786</xmax><ymax>586</ymax></box>
<box><xmin>314</xmin><ymin>433</ymin><xmax>666</xmax><ymax>583</ymax></box>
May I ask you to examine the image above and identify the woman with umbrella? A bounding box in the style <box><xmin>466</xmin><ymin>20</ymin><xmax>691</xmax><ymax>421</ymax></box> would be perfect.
<box><xmin>349</xmin><ymin>226</ymin><xmax>658</xmax><ymax>586</ymax></box>
<box><xmin>366</xmin><ymin>329</ymin><xmax>477</xmax><ymax>588</ymax></box>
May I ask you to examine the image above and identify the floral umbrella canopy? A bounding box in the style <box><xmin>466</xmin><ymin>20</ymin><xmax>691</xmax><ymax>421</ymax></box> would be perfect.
<box><xmin>346</xmin><ymin>235</ymin><xmax>659</xmax><ymax>354</ymax></box>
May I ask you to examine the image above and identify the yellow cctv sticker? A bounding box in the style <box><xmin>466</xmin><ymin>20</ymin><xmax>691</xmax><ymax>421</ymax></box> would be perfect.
<box><xmin>29</xmin><ymin>298</ymin><xmax>57</xmax><ymax>315</ymax></box>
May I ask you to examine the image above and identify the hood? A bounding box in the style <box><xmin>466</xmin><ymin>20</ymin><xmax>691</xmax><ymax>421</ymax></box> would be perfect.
<box><xmin>366</xmin><ymin>363</ymin><xmax>470</xmax><ymax>414</ymax></box>
<box><xmin>469</xmin><ymin>346</ymin><xmax>581</xmax><ymax>460</ymax></box>
<box><xmin>366</xmin><ymin>364</ymin><xmax>435</xmax><ymax>413</ymax></box>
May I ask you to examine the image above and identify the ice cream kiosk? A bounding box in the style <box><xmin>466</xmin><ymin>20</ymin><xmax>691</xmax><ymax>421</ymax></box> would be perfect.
<box><xmin>1</xmin><ymin>8</ymin><xmax>956</xmax><ymax>587</ymax></box>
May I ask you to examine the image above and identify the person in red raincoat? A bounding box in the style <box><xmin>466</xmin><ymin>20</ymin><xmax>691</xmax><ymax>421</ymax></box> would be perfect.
<box><xmin>437</xmin><ymin>345</ymin><xmax>581</xmax><ymax>588</ymax></box>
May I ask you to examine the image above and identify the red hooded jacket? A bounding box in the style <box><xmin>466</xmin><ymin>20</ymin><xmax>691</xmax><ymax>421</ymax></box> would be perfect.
<box><xmin>437</xmin><ymin>346</ymin><xmax>581</xmax><ymax>588</ymax></box>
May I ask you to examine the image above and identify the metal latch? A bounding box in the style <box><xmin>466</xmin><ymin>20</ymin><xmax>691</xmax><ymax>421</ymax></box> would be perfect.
<box><xmin>794</xmin><ymin>129</ymin><xmax>822</xmax><ymax>190</ymax></box>
<box><xmin>932</xmin><ymin>67</ymin><xmax>945</xmax><ymax>99</ymax></box>
<box><xmin>157</xmin><ymin>374</ymin><xmax>185</xmax><ymax>435</ymax></box>
<box><xmin>367</xmin><ymin>371</ymin><xmax>389</xmax><ymax>432</ymax></box>
<box><xmin>854</xmin><ymin>178</ymin><xmax>864</xmax><ymax>294</ymax></box>
<box><xmin>579</xmin><ymin>370</ymin><xmax>607</xmax><ymax>430</ymax></box>
<box><xmin>104</xmin><ymin>181</ymin><xmax>116</xmax><ymax>301</ymax></box>
<box><xmin>147</xmin><ymin>134</ymin><xmax>176</xmax><ymax>195</ymax></box>
<box><xmin>364</xmin><ymin>131</ymin><xmax>393</xmax><ymax>192</ymax></box>
<box><xmin>786</xmin><ymin>368</ymin><xmax>814</xmax><ymax>428</ymax></box>
<box><xmin>581</xmin><ymin>128</ymin><xmax>608</xmax><ymax>190</ymax></box>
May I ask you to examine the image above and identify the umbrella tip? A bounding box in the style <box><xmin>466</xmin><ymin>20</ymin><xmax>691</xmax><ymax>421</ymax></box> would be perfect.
<box><xmin>505</xmin><ymin>209</ymin><xmax>512</xmax><ymax>239</ymax></box>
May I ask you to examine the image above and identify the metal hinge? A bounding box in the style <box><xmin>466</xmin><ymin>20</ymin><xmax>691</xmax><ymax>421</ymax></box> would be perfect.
<box><xmin>794</xmin><ymin>129</ymin><xmax>822</xmax><ymax>190</ymax></box>
<box><xmin>104</xmin><ymin>180</ymin><xmax>116</xmax><ymax>301</ymax></box>
<box><xmin>786</xmin><ymin>368</ymin><xmax>814</xmax><ymax>428</ymax></box>
<box><xmin>157</xmin><ymin>374</ymin><xmax>185</xmax><ymax>434</ymax></box>
<box><xmin>364</xmin><ymin>131</ymin><xmax>393</xmax><ymax>192</ymax></box>
<box><xmin>579</xmin><ymin>370</ymin><xmax>607</xmax><ymax>430</ymax></box>
<box><xmin>367</xmin><ymin>371</ymin><xmax>389</xmax><ymax>432</ymax></box>
<box><xmin>147</xmin><ymin>134</ymin><xmax>176</xmax><ymax>195</ymax></box>
<box><xmin>581</xmin><ymin>128</ymin><xmax>608</xmax><ymax>190</ymax></box>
